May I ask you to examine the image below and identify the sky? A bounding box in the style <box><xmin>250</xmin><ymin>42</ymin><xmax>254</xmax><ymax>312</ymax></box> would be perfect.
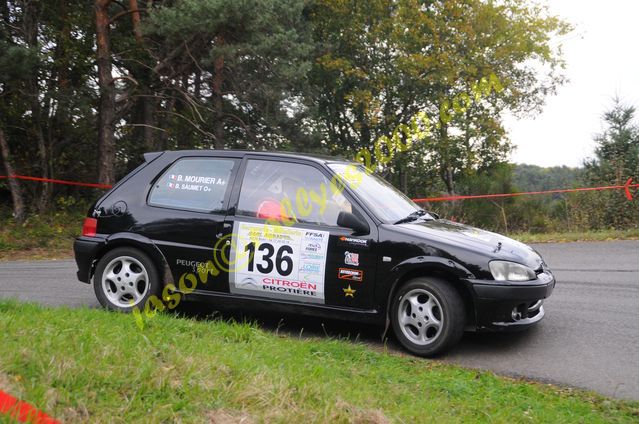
<box><xmin>505</xmin><ymin>0</ymin><xmax>639</xmax><ymax>168</ymax></box>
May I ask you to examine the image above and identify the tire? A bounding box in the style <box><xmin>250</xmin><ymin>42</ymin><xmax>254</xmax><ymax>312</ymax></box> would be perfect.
<box><xmin>93</xmin><ymin>247</ymin><xmax>161</xmax><ymax>312</ymax></box>
<box><xmin>390</xmin><ymin>277</ymin><xmax>465</xmax><ymax>357</ymax></box>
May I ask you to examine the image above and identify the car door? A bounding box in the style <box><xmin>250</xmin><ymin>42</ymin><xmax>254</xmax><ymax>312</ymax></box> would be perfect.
<box><xmin>139</xmin><ymin>155</ymin><xmax>240</xmax><ymax>293</ymax></box>
<box><xmin>226</xmin><ymin>157</ymin><xmax>378</xmax><ymax>309</ymax></box>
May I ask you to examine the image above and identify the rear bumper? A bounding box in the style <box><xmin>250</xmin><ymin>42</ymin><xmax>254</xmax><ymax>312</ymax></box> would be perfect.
<box><xmin>465</xmin><ymin>271</ymin><xmax>555</xmax><ymax>331</ymax></box>
<box><xmin>73</xmin><ymin>236</ymin><xmax>105</xmax><ymax>283</ymax></box>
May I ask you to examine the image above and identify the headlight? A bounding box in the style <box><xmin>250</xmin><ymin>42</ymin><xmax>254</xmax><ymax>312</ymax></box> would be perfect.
<box><xmin>489</xmin><ymin>261</ymin><xmax>536</xmax><ymax>282</ymax></box>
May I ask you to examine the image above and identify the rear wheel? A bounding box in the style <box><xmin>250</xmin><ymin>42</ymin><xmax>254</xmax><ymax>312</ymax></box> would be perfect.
<box><xmin>93</xmin><ymin>247</ymin><xmax>161</xmax><ymax>312</ymax></box>
<box><xmin>391</xmin><ymin>277</ymin><xmax>465</xmax><ymax>357</ymax></box>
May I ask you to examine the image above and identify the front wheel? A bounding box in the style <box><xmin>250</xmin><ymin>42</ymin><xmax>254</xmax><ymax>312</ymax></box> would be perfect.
<box><xmin>93</xmin><ymin>247</ymin><xmax>161</xmax><ymax>312</ymax></box>
<box><xmin>391</xmin><ymin>277</ymin><xmax>466</xmax><ymax>357</ymax></box>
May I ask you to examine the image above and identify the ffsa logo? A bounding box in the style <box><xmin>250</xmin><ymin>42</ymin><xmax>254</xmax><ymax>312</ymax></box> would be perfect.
<box><xmin>305</xmin><ymin>231</ymin><xmax>325</xmax><ymax>240</ymax></box>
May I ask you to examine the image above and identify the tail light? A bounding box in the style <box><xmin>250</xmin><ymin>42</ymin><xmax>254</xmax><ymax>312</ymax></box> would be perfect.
<box><xmin>82</xmin><ymin>217</ymin><xmax>98</xmax><ymax>237</ymax></box>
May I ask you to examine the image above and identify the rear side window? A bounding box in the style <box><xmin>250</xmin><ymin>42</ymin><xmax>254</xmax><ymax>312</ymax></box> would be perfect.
<box><xmin>149</xmin><ymin>158</ymin><xmax>236</xmax><ymax>213</ymax></box>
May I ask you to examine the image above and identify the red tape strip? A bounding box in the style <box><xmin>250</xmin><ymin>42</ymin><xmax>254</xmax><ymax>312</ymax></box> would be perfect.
<box><xmin>412</xmin><ymin>178</ymin><xmax>637</xmax><ymax>203</ymax></box>
<box><xmin>0</xmin><ymin>175</ymin><xmax>636</xmax><ymax>202</ymax></box>
<box><xmin>0</xmin><ymin>174</ymin><xmax>112</xmax><ymax>189</ymax></box>
<box><xmin>0</xmin><ymin>390</ymin><xmax>60</xmax><ymax>424</ymax></box>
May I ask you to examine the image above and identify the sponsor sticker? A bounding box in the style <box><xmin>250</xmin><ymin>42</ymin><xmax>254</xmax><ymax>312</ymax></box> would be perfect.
<box><xmin>301</xmin><ymin>252</ymin><xmax>324</xmax><ymax>260</ymax></box>
<box><xmin>300</xmin><ymin>262</ymin><xmax>322</xmax><ymax>273</ymax></box>
<box><xmin>343</xmin><ymin>285</ymin><xmax>356</xmax><ymax>298</ymax></box>
<box><xmin>230</xmin><ymin>222</ymin><xmax>329</xmax><ymax>303</ymax></box>
<box><xmin>238</xmin><ymin>276</ymin><xmax>259</xmax><ymax>288</ymax></box>
<box><xmin>338</xmin><ymin>236</ymin><xmax>369</xmax><ymax>249</ymax></box>
<box><xmin>338</xmin><ymin>268</ymin><xmax>363</xmax><ymax>282</ymax></box>
<box><xmin>303</xmin><ymin>241</ymin><xmax>322</xmax><ymax>253</ymax></box>
<box><xmin>344</xmin><ymin>251</ymin><xmax>359</xmax><ymax>266</ymax></box>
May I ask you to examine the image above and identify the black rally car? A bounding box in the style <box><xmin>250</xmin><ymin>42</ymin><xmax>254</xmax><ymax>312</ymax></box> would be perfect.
<box><xmin>74</xmin><ymin>150</ymin><xmax>555</xmax><ymax>356</ymax></box>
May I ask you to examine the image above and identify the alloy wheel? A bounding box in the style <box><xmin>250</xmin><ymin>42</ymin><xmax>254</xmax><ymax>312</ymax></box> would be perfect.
<box><xmin>101</xmin><ymin>256</ymin><xmax>150</xmax><ymax>308</ymax></box>
<box><xmin>397</xmin><ymin>288</ymin><xmax>444</xmax><ymax>346</ymax></box>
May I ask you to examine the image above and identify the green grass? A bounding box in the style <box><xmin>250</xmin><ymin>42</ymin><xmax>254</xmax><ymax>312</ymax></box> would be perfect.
<box><xmin>0</xmin><ymin>211</ymin><xmax>84</xmax><ymax>260</ymax></box>
<box><xmin>510</xmin><ymin>228</ymin><xmax>639</xmax><ymax>244</ymax></box>
<box><xmin>0</xmin><ymin>301</ymin><xmax>637</xmax><ymax>423</ymax></box>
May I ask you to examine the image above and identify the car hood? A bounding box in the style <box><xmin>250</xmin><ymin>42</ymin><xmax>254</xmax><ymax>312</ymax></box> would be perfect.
<box><xmin>395</xmin><ymin>219</ymin><xmax>544</xmax><ymax>270</ymax></box>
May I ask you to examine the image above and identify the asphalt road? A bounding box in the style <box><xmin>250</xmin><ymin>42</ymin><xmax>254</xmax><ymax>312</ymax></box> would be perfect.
<box><xmin>1</xmin><ymin>240</ymin><xmax>638</xmax><ymax>400</ymax></box>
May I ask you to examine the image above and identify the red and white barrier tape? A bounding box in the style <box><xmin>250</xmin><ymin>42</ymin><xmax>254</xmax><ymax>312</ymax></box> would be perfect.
<box><xmin>1</xmin><ymin>175</ymin><xmax>636</xmax><ymax>202</ymax></box>
<box><xmin>0</xmin><ymin>174</ymin><xmax>112</xmax><ymax>189</ymax></box>
<box><xmin>0</xmin><ymin>390</ymin><xmax>59</xmax><ymax>424</ymax></box>
<box><xmin>413</xmin><ymin>178</ymin><xmax>637</xmax><ymax>202</ymax></box>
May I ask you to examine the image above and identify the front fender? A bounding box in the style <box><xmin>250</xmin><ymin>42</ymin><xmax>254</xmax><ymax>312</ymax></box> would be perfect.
<box><xmin>379</xmin><ymin>256</ymin><xmax>476</xmax><ymax>338</ymax></box>
<box><xmin>390</xmin><ymin>256</ymin><xmax>476</xmax><ymax>280</ymax></box>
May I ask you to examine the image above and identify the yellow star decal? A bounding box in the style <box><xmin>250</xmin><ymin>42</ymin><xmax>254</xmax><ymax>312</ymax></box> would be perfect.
<box><xmin>343</xmin><ymin>285</ymin><xmax>356</xmax><ymax>298</ymax></box>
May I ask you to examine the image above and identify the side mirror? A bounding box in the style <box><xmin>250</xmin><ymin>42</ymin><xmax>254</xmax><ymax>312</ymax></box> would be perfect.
<box><xmin>337</xmin><ymin>211</ymin><xmax>369</xmax><ymax>235</ymax></box>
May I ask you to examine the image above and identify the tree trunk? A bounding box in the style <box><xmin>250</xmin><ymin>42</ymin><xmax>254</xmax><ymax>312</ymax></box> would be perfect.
<box><xmin>442</xmin><ymin>166</ymin><xmax>455</xmax><ymax>195</ymax></box>
<box><xmin>143</xmin><ymin>94</ymin><xmax>157</xmax><ymax>151</ymax></box>
<box><xmin>128</xmin><ymin>0</ymin><xmax>143</xmax><ymax>43</ymax></box>
<box><xmin>212</xmin><ymin>36</ymin><xmax>225</xmax><ymax>149</ymax></box>
<box><xmin>23</xmin><ymin>0</ymin><xmax>52</xmax><ymax>213</ymax></box>
<box><xmin>357</xmin><ymin>106</ymin><xmax>371</xmax><ymax>149</ymax></box>
<box><xmin>0</xmin><ymin>129</ymin><xmax>26</xmax><ymax>223</ymax></box>
<box><xmin>438</xmin><ymin>124</ymin><xmax>456</xmax><ymax>195</ymax></box>
<box><xmin>400</xmin><ymin>163</ymin><xmax>408</xmax><ymax>194</ymax></box>
<box><xmin>47</xmin><ymin>0</ymin><xmax>72</xmax><ymax>209</ymax></box>
<box><xmin>159</xmin><ymin>95</ymin><xmax>176</xmax><ymax>150</ymax></box>
<box><xmin>35</xmin><ymin>127</ymin><xmax>51</xmax><ymax>213</ymax></box>
<box><xmin>95</xmin><ymin>0</ymin><xmax>116</xmax><ymax>185</ymax></box>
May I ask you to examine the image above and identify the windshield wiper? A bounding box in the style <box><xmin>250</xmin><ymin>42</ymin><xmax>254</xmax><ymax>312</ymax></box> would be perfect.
<box><xmin>394</xmin><ymin>209</ymin><xmax>429</xmax><ymax>225</ymax></box>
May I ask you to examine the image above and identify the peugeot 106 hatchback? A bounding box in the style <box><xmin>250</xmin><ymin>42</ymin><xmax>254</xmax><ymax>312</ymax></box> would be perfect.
<box><xmin>74</xmin><ymin>150</ymin><xmax>555</xmax><ymax>356</ymax></box>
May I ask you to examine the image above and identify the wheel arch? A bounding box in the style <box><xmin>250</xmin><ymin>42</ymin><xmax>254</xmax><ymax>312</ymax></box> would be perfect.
<box><xmin>381</xmin><ymin>260</ymin><xmax>477</xmax><ymax>338</ymax></box>
<box><xmin>90</xmin><ymin>233</ymin><xmax>171</xmax><ymax>286</ymax></box>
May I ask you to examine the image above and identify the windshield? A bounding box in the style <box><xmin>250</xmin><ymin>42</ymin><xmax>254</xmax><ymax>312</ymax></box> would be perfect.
<box><xmin>329</xmin><ymin>163</ymin><xmax>430</xmax><ymax>223</ymax></box>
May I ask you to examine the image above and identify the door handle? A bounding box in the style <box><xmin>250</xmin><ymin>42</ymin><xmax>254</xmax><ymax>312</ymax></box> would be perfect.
<box><xmin>216</xmin><ymin>222</ymin><xmax>233</xmax><ymax>238</ymax></box>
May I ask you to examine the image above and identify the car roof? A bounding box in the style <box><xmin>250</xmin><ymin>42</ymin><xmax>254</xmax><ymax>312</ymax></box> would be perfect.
<box><xmin>148</xmin><ymin>149</ymin><xmax>354</xmax><ymax>165</ymax></box>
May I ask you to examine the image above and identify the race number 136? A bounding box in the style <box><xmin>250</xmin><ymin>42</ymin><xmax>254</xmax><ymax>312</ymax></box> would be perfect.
<box><xmin>244</xmin><ymin>242</ymin><xmax>293</xmax><ymax>276</ymax></box>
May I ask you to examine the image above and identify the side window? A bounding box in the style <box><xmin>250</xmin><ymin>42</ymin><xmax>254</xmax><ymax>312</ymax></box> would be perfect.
<box><xmin>237</xmin><ymin>160</ymin><xmax>354</xmax><ymax>226</ymax></box>
<box><xmin>149</xmin><ymin>158</ymin><xmax>236</xmax><ymax>213</ymax></box>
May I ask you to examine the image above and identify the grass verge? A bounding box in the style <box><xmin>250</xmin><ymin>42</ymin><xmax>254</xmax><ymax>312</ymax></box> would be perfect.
<box><xmin>511</xmin><ymin>228</ymin><xmax>639</xmax><ymax>244</ymax></box>
<box><xmin>0</xmin><ymin>211</ymin><xmax>84</xmax><ymax>261</ymax></box>
<box><xmin>0</xmin><ymin>301</ymin><xmax>637</xmax><ymax>423</ymax></box>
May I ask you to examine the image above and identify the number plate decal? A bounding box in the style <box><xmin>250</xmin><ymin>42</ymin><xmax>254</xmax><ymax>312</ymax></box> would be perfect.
<box><xmin>229</xmin><ymin>222</ymin><xmax>330</xmax><ymax>304</ymax></box>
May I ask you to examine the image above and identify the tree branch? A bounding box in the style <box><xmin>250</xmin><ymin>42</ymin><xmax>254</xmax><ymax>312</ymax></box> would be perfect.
<box><xmin>109</xmin><ymin>8</ymin><xmax>146</xmax><ymax>24</ymax></box>
<box><xmin>123</xmin><ymin>123</ymin><xmax>167</xmax><ymax>132</ymax></box>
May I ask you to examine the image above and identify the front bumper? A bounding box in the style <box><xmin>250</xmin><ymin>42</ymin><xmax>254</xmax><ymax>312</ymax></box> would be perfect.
<box><xmin>465</xmin><ymin>270</ymin><xmax>555</xmax><ymax>331</ymax></box>
<box><xmin>73</xmin><ymin>236</ymin><xmax>105</xmax><ymax>283</ymax></box>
